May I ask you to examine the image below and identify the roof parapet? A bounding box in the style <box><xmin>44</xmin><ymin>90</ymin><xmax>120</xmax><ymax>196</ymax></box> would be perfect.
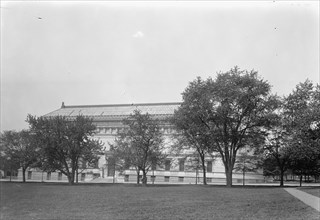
<box><xmin>61</xmin><ymin>102</ymin><xmax>182</xmax><ymax>109</ymax></box>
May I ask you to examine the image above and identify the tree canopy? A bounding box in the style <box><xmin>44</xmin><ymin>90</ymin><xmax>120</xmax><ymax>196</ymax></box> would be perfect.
<box><xmin>110</xmin><ymin>110</ymin><xmax>167</xmax><ymax>185</ymax></box>
<box><xmin>174</xmin><ymin>67</ymin><xmax>278</xmax><ymax>186</ymax></box>
<box><xmin>0</xmin><ymin>130</ymin><xmax>40</xmax><ymax>182</ymax></box>
<box><xmin>27</xmin><ymin>115</ymin><xmax>104</xmax><ymax>184</ymax></box>
<box><xmin>283</xmin><ymin>80</ymin><xmax>320</xmax><ymax>185</ymax></box>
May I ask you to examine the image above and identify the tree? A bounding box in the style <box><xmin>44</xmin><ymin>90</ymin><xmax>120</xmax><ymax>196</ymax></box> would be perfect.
<box><xmin>263</xmin><ymin>127</ymin><xmax>291</xmax><ymax>186</ymax></box>
<box><xmin>110</xmin><ymin>110</ymin><xmax>167</xmax><ymax>185</ymax></box>
<box><xmin>288</xmin><ymin>143</ymin><xmax>319</xmax><ymax>186</ymax></box>
<box><xmin>174</xmin><ymin>67</ymin><xmax>278</xmax><ymax>187</ymax></box>
<box><xmin>27</xmin><ymin>115</ymin><xmax>104</xmax><ymax>185</ymax></box>
<box><xmin>0</xmin><ymin>130</ymin><xmax>39</xmax><ymax>182</ymax></box>
<box><xmin>169</xmin><ymin>123</ymin><xmax>215</xmax><ymax>185</ymax></box>
<box><xmin>234</xmin><ymin>150</ymin><xmax>262</xmax><ymax>186</ymax></box>
<box><xmin>283</xmin><ymin>81</ymin><xmax>320</xmax><ymax>185</ymax></box>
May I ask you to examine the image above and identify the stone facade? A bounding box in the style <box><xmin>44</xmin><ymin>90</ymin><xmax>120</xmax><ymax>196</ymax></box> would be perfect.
<box><xmin>19</xmin><ymin>102</ymin><xmax>265</xmax><ymax>184</ymax></box>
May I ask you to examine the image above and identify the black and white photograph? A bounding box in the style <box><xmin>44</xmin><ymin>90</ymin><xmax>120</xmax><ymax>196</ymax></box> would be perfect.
<box><xmin>1</xmin><ymin>0</ymin><xmax>319</xmax><ymax>219</ymax></box>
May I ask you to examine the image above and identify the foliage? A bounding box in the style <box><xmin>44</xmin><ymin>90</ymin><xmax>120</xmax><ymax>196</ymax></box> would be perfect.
<box><xmin>169</xmin><ymin>129</ymin><xmax>215</xmax><ymax>185</ymax></box>
<box><xmin>283</xmin><ymin>80</ymin><xmax>320</xmax><ymax>185</ymax></box>
<box><xmin>174</xmin><ymin>67</ymin><xmax>278</xmax><ymax>186</ymax></box>
<box><xmin>27</xmin><ymin>115</ymin><xmax>104</xmax><ymax>184</ymax></box>
<box><xmin>0</xmin><ymin>130</ymin><xmax>40</xmax><ymax>181</ymax></box>
<box><xmin>110</xmin><ymin>110</ymin><xmax>167</xmax><ymax>185</ymax></box>
<box><xmin>263</xmin><ymin>121</ymin><xmax>292</xmax><ymax>186</ymax></box>
<box><xmin>234</xmin><ymin>150</ymin><xmax>263</xmax><ymax>185</ymax></box>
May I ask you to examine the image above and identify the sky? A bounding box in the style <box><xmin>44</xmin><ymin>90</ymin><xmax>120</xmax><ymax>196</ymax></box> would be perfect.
<box><xmin>1</xmin><ymin>1</ymin><xmax>319</xmax><ymax>132</ymax></box>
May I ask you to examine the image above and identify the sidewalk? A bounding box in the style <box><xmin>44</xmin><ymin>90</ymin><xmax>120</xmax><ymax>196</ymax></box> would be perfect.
<box><xmin>284</xmin><ymin>188</ymin><xmax>320</xmax><ymax>212</ymax></box>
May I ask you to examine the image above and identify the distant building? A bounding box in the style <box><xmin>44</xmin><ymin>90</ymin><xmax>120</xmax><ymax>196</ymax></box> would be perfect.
<box><xmin>18</xmin><ymin>102</ymin><xmax>265</xmax><ymax>184</ymax></box>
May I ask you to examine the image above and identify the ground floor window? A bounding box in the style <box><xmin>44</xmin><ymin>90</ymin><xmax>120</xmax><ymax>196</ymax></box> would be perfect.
<box><xmin>207</xmin><ymin>161</ymin><xmax>212</xmax><ymax>173</ymax></box>
<box><xmin>165</xmin><ymin>160</ymin><xmax>171</xmax><ymax>171</ymax></box>
<box><xmin>93</xmin><ymin>173</ymin><xmax>100</xmax><ymax>179</ymax></box>
<box><xmin>124</xmin><ymin>175</ymin><xmax>129</xmax><ymax>182</ymax></box>
<box><xmin>178</xmin><ymin>177</ymin><xmax>184</xmax><ymax>182</ymax></box>
<box><xmin>207</xmin><ymin>178</ymin><xmax>212</xmax><ymax>183</ymax></box>
<box><xmin>107</xmin><ymin>157</ymin><xmax>115</xmax><ymax>176</ymax></box>
<box><xmin>164</xmin><ymin>176</ymin><xmax>170</xmax><ymax>182</ymax></box>
<box><xmin>179</xmin><ymin>160</ymin><xmax>185</xmax><ymax>172</ymax></box>
<box><xmin>81</xmin><ymin>173</ymin><xmax>86</xmax><ymax>181</ymax></box>
<box><xmin>58</xmin><ymin>172</ymin><xmax>62</xmax><ymax>180</ymax></box>
<box><xmin>151</xmin><ymin>176</ymin><xmax>156</xmax><ymax>183</ymax></box>
<box><xmin>46</xmin><ymin>172</ymin><xmax>51</xmax><ymax>180</ymax></box>
<box><xmin>27</xmin><ymin>171</ymin><xmax>32</xmax><ymax>179</ymax></box>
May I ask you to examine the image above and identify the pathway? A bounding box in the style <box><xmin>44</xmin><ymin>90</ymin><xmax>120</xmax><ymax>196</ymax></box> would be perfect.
<box><xmin>284</xmin><ymin>188</ymin><xmax>320</xmax><ymax>212</ymax></box>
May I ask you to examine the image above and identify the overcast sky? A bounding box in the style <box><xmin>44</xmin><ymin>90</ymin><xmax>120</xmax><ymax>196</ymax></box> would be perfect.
<box><xmin>1</xmin><ymin>1</ymin><xmax>319</xmax><ymax>132</ymax></box>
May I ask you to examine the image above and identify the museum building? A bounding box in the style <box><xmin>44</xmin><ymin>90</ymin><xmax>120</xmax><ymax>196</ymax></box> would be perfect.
<box><xmin>18</xmin><ymin>102</ymin><xmax>265</xmax><ymax>184</ymax></box>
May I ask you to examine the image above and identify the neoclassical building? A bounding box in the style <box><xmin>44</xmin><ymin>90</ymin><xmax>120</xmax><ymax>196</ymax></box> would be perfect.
<box><xmin>19</xmin><ymin>102</ymin><xmax>265</xmax><ymax>184</ymax></box>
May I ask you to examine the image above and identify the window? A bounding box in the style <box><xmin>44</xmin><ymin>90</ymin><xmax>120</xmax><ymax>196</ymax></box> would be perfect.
<box><xmin>124</xmin><ymin>175</ymin><xmax>129</xmax><ymax>182</ymax></box>
<box><xmin>27</xmin><ymin>171</ymin><xmax>32</xmax><ymax>179</ymax></box>
<box><xmin>58</xmin><ymin>172</ymin><xmax>62</xmax><ymax>180</ymax></box>
<box><xmin>151</xmin><ymin>162</ymin><xmax>157</xmax><ymax>171</ymax></box>
<box><xmin>151</xmin><ymin>176</ymin><xmax>156</xmax><ymax>183</ymax></box>
<box><xmin>178</xmin><ymin>177</ymin><xmax>184</xmax><ymax>182</ymax></box>
<box><xmin>164</xmin><ymin>176</ymin><xmax>170</xmax><ymax>182</ymax></box>
<box><xmin>93</xmin><ymin>160</ymin><xmax>99</xmax><ymax>169</ymax></box>
<box><xmin>46</xmin><ymin>172</ymin><xmax>51</xmax><ymax>180</ymax></box>
<box><xmin>81</xmin><ymin>159</ymin><xmax>87</xmax><ymax>169</ymax></box>
<box><xmin>207</xmin><ymin>161</ymin><xmax>212</xmax><ymax>173</ymax></box>
<box><xmin>207</xmin><ymin>178</ymin><xmax>212</xmax><ymax>183</ymax></box>
<box><xmin>81</xmin><ymin>173</ymin><xmax>86</xmax><ymax>181</ymax></box>
<box><xmin>179</xmin><ymin>160</ymin><xmax>185</xmax><ymax>172</ymax></box>
<box><xmin>165</xmin><ymin>160</ymin><xmax>171</xmax><ymax>171</ymax></box>
<box><xmin>107</xmin><ymin>157</ymin><xmax>115</xmax><ymax>177</ymax></box>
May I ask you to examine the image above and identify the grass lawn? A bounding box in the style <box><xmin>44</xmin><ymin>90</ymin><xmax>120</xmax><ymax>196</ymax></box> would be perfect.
<box><xmin>1</xmin><ymin>182</ymin><xmax>319</xmax><ymax>220</ymax></box>
<box><xmin>298</xmin><ymin>187</ymin><xmax>320</xmax><ymax>198</ymax></box>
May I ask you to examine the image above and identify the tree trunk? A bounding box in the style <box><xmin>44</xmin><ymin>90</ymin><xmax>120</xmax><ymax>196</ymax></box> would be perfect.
<box><xmin>67</xmin><ymin>171</ymin><xmax>74</xmax><ymax>185</ymax></box>
<box><xmin>71</xmin><ymin>168</ymin><xmax>76</xmax><ymax>185</ymax></box>
<box><xmin>225</xmin><ymin>166</ymin><xmax>233</xmax><ymax>187</ymax></box>
<box><xmin>136</xmin><ymin>169</ymin><xmax>140</xmax><ymax>184</ymax></box>
<box><xmin>201</xmin><ymin>158</ymin><xmax>207</xmax><ymax>185</ymax></box>
<box><xmin>76</xmin><ymin>169</ymin><xmax>78</xmax><ymax>183</ymax></box>
<box><xmin>142</xmin><ymin>170</ymin><xmax>147</xmax><ymax>186</ymax></box>
<box><xmin>242</xmin><ymin>168</ymin><xmax>245</xmax><ymax>186</ymax></box>
<box><xmin>22</xmin><ymin>167</ymin><xmax>26</xmax><ymax>183</ymax></box>
<box><xmin>68</xmin><ymin>175</ymin><xmax>74</xmax><ymax>185</ymax></box>
<box><xmin>299</xmin><ymin>175</ymin><xmax>302</xmax><ymax>187</ymax></box>
<box><xmin>279</xmin><ymin>169</ymin><xmax>284</xmax><ymax>187</ymax></box>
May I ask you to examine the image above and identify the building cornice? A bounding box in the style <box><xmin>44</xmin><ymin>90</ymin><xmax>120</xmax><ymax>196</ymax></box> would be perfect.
<box><xmin>61</xmin><ymin>102</ymin><xmax>182</xmax><ymax>109</ymax></box>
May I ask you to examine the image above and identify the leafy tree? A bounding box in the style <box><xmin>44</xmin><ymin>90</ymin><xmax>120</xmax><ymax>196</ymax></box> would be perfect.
<box><xmin>169</xmin><ymin>129</ymin><xmax>215</xmax><ymax>185</ymax></box>
<box><xmin>27</xmin><ymin>115</ymin><xmax>104</xmax><ymax>185</ymax></box>
<box><xmin>110</xmin><ymin>110</ymin><xmax>167</xmax><ymax>185</ymax></box>
<box><xmin>288</xmin><ymin>143</ymin><xmax>319</xmax><ymax>186</ymax></box>
<box><xmin>263</xmin><ymin>122</ymin><xmax>292</xmax><ymax>187</ymax></box>
<box><xmin>0</xmin><ymin>130</ymin><xmax>39</xmax><ymax>182</ymax></box>
<box><xmin>283</xmin><ymin>81</ymin><xmax>320</xmax><ymax>185</ymax></box>
<box><xmin>234</xmin><ymin>150</ymin><xmax>262</xmax><ymax>186</ymax></box>
<box><xmin>174</xmin><ymin>67</ymin><xmax>278</xmax><ymax>187</ymax></box>
<box><xmin>262</xmin><ymin>156</ymin><xmax>280</xmax><ymax>179</ymax></box>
